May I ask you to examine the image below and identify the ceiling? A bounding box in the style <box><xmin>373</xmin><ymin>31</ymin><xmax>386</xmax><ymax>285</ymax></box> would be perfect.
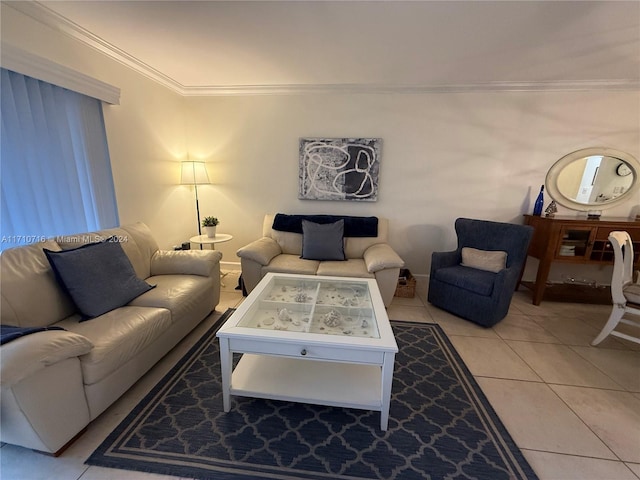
<box><xmin>9</xmin><ymin>1</ymin><xmax>640</xmax><ymax>93</ymax></box>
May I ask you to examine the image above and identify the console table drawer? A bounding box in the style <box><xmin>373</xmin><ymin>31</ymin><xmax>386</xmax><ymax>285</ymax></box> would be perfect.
<box><xmin>228</xmin><ymin>337</ymin><xmax>385</xmax><ymax>364</ymax></box>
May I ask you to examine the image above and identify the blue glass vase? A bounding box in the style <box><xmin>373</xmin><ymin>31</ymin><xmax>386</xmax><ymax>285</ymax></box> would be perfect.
<box><xmin>533</xmin><ymin>185</ymin><xmax>544</xmax><ymax>216</ymax></box>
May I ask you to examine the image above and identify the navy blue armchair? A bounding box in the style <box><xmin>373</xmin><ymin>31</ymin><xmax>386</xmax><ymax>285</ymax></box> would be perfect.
<box><xmin>427</xmin><ymin>218</ymin><xmax>534</xmax><ymax>327</ymax></box>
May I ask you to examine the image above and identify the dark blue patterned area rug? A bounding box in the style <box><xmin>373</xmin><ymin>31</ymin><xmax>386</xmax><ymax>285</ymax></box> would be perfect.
<box><xmin>87</xmin><ymin>309</ymin><xmax>538</xmax><ymax>479</ymax></box>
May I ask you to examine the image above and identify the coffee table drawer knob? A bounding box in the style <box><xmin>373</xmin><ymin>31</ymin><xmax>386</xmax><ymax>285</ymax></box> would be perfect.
<box><xmin>300</xmin><ymin>349</ymin><xmax>307</xmax><ymax>356</ymax></box>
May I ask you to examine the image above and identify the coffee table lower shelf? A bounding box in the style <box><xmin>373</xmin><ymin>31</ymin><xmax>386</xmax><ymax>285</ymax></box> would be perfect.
<box><xmin>230</xmin><ymin>354</ymin><xmax>384</xmax><ymax>414</ymax></box>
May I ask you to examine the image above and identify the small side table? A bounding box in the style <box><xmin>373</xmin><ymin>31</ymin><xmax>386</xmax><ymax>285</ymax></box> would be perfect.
<box><xmin>189</xmin><ymin>234</ymin><xmax>234</xmax><ymax>286</ymax></box>
<box><xmin>189</xmin><ymin>233</ymin><xmax>233</xmax><ymax>250</ymax></box>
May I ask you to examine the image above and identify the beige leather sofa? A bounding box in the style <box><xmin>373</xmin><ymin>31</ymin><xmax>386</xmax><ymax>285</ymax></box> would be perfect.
<box><xmin>237</xmin><ymin>214</ymin><xmax>404</xmax><ymax>307</ymax></box>
<box><xmin>0</xmin><ymin>222</ymin><xmax>222</xmax><ymax>454</ymax></box>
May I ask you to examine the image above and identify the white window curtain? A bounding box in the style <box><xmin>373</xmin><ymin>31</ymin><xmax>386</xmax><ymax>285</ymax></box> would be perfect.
<box><xmin>1</xmin><ymin>68</ymin><xmax>119</xmax><ymax>251</ymax></box>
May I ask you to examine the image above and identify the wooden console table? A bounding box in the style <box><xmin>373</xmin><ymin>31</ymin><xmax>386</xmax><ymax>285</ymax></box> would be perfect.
<box><xmin>522</xmin><ymin>215</ymin><xmax>640</xmax><ymax>305</ymax></box>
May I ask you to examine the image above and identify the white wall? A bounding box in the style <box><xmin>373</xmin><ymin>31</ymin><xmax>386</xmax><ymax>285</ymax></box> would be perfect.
<box><xmin>187</xmin><ymin>92</ymin><xmax>640</xmax><ymax>281</ymax></box>
<box><xmin>3</xmin><ymin>3</ymin><xmax>639</xmax><ymax>285</ymax></box>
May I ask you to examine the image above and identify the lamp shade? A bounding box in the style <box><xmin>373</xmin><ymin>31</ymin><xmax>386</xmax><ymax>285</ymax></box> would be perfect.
<box><xmin>180</xmin><ymin>161</ymin><xmax>210</xmax><ymax>185</ymax></box>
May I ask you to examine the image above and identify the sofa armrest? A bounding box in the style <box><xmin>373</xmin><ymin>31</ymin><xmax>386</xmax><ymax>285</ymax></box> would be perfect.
<box><xmin>0</xmin><ymin>330</ymin><xmax>93</xmax><ymax>386</ymax></box>
<box><xmin>491</xmin><ymin>265</ymin><xmax>520</xmax><ymax>295</ymax></box>
<box><xmin>150</xmin><ymin>250</ymin><xmax>222</xmax><ymax>277</ymax></box>
<box><xmin>363</xmin><ymin>243</ymin><xmax>404</xmax><ymax>273</ymax></box>
<box><xmin>237</xmin><ymin>237</ymin><xmax>282</xmax><ymax>266</ymax></box>
<box><xmin>430</xmin><ymin>250</ymin><xmax>460</xmax><ymax>274</ymax></box>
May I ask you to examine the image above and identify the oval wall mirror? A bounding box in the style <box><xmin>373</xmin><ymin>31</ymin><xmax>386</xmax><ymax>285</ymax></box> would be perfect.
<box><xmin>545</xmin><ymin>147</ymin><xmax>640</xmax><ymax>211</ymax></box>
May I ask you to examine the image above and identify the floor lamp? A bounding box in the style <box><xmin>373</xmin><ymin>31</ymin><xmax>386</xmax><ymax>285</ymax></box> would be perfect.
<box><xmin>180</xmin><ymin>161</ymin><xmax>210</xmax><ymax>248</ymax></box>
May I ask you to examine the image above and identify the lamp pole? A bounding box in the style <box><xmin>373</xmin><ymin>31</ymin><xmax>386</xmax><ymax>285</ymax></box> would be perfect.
<box><xmin>195</xmin><ymin>183</ymin><xmax>202</xmax><ymax>237</ymax></box>
<box><xmin>180</xmin><ymin>160</ymin><xmax>210</xmax><ymax>250</ymax></box>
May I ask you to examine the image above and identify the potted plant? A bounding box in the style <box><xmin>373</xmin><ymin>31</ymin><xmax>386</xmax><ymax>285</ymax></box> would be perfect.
<box><xmin>201</xmin><ymin>216</ymin><xmax>219</xmax><ymax>238</ymax></box>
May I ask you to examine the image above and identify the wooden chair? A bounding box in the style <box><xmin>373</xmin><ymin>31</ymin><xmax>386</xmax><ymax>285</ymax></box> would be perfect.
<box><xmin>592</xmin><ymin>231</ymin><xmax>640</xmax><ymax>346</ymax></box>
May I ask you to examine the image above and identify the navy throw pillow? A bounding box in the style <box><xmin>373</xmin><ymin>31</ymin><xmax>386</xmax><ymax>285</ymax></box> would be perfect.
<box><xmin>301</xmin><ymin>219</ymin><xmax>346</xmax><ymax>261</ymax></box>
<box><xmin>44</xmin><ymin>238</ymin><xmax>154</xmax><ymax>319</ymax></box>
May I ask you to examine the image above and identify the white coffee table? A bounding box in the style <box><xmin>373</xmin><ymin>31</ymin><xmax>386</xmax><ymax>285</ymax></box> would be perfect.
<box><xmin>216</xmin><ymin>272</ymin><xmax>398</xmax><ymax>430</ymax></box>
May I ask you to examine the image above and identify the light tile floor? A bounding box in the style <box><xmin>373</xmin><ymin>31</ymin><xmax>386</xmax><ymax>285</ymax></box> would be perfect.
<box><xmin>2</xmin><ymin>272</ymin><xmax>639</xmax><ymax>480</ymax></box>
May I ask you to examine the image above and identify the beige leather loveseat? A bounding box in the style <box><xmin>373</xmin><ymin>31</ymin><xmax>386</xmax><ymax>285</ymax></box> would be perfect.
<box><xmin>0</xmin><ymin>222</ymin><xmax>222</xmax><ymax>454</ymax></box>
<box><xmin>237</xmin><ymin>214</ymin><xmax>404</xmax><ymax>307</ymax></box>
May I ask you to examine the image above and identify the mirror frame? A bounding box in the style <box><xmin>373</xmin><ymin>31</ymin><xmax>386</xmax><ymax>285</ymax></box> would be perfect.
<box><xmin>545</xmin><ymin>147</ymin><xmax>640</xmax><ymax>211</ymax></box>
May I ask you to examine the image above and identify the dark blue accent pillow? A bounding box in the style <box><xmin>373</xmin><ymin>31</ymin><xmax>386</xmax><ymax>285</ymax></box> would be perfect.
<box><xmin>44</xmin><ymin>238</ymin><xmax>154</xmax><ymax>320</ymax></box>
<box><xmin>301</xmin><ymin>219</ymin><xmax>346</xmax><ymax>261</ymax></box>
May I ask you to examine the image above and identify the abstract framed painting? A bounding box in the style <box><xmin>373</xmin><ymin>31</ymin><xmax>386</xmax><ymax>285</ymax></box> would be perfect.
<box><xmin>299</xmin><ymin>138</ymin><xmax>381</xmax><ymax>201</ymax></box>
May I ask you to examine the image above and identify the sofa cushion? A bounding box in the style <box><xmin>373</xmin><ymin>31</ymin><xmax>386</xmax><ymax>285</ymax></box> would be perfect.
<box><xmin>317</xmin><ymin>259</ymin><xmax>374</xmax><ymax>278</ymax></box>
<box><xmin>270</xmin><ymin>229</ymin><xmax>303</xmax><ymax>256</ymax></box>
<box><xmin>1</xmin><ymin>240</ymin><xmax>77</xmax><ymax>328</ymax></box>
<box><xmin>344</xmin><ymin>217</ymin><xmax>390</xmax><ymax>259</ymax></box>
<box><xmin>119</xmin><ymin>223</ymin><xmax>161</xmax><ymax>279</ymax></box>
<box><xmin>44</xmin><ymin>239</ymin><xmax>155</xmax><ymax>319</ymax></box>
<box><xmin>57</xmin><ymin>306</ymin><xmax>171</xmax><ymax>385</ymax></box>
<box><xmin>262</xmin><ymin>254</ymin><xmax>319</xmax><ymax>276</ymax></box>
<box><xmin>56</xmin><ymin>223</ymin><xmax>159</xmax><ymax>280</ymax></box>
<box><xmin>301</xmin><ymin>219</ymin><xmax>346</xmax><ymax>261</ymax></box>
<box><xmin>433</xmin><ymin>265</ymin><xmax>495</xmax><ymax>297</ymax></box>
<box><xmin>461</xmin><ymin>247</ymin><xmax>507</xmax><ymax>273</ymax></box>
<box><xmin>129</xmin><ymin>274</ymin><xmax>215</xmax><ymax>325</ymax></box>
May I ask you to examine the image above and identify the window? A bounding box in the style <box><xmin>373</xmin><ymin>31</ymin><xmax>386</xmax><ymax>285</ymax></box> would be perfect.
<box><xmin>1</xmin><ymin>68</ymin><xmax>119</xmax><ymax>251</ymax></box>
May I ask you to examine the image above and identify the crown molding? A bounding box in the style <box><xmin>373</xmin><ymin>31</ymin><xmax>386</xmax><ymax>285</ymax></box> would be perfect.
<box><xmin>182</xmin><ymin>80</ymin><xmax>640</xmax><ymax>96</ymax></box>
<box><xmin>5</xmin><ymin>1</ymin><xmax>185</xmax><ymax>94</ymax></box>
<box><xmin>1</xmin><ymin>43</ymin><xmax>121</xmax><ymax>104</ymax></box>
<box><xmin>7</xmin><ymin>1</ymin><xmax>640</xmax><ymax>98</ymax></box>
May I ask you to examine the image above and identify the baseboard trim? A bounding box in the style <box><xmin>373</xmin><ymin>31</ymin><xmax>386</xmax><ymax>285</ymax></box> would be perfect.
<box><xmin>220</xmin><ymin>261</ymin><xmax>241</xmax><ymax>271</ymax></box>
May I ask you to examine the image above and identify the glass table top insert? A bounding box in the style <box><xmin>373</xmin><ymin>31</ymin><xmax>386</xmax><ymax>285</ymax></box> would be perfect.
<box><xmin>237</xmin><ymin>276</ymin><xmax>380</xmax><ymax>338</ymax></box>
